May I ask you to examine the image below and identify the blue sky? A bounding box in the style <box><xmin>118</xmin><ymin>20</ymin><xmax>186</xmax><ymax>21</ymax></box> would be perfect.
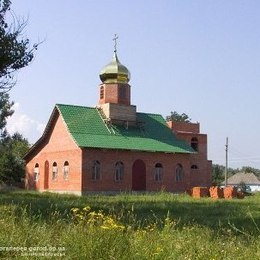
<box><xmin>6</xmin><ymin>0</ymin><xmax>260</xmax><ymax>169</ymax></box>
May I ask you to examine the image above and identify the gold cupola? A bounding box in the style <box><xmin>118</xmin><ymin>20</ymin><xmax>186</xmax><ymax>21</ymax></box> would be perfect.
<box><xmin>99</xmin><ymin>51</ymin><xmax>131</xmax><ymax>84</ymax></box>
<box><xmin>97</xmin><ymin>35</ymin><xmax>136</xmax><ymax>125</ymax></box>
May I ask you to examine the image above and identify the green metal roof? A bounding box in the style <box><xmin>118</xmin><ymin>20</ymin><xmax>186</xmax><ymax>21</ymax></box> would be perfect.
<box><xmin>56</xmin><ymin>104</ymin><xmax>194</xmax><ymax>154</ymax></box>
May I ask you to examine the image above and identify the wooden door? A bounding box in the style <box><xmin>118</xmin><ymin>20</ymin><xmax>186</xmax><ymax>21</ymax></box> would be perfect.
<box><xmin>132</xmin><ymin>159</ymin><xmax>146</xmax><ymax>191</ymax></box>
<box><xmin>44</xmin><ymin>160</ymin><xmax>49</xmax><ymax>190</ymax></box>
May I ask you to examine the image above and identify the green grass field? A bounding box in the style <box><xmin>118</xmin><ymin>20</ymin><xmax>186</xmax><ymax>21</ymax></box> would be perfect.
<box><xmin>0</xmin><ymin>190</ymin><xmax>259</xmax><ymax>259</ymax></box>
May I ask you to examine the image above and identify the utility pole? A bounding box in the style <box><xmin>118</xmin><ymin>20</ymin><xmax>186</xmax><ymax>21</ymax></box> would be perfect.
<box><xmin>225</xmin><ymin>137</ymin><xmax>228</xmax><ymax>187</ymax></box>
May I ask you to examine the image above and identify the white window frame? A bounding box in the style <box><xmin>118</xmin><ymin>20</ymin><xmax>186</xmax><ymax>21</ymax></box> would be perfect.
<box><xmin>92</xmin><ymin>161</ymin><xmax>101</xmax><ymax>180</ymax></box>
<box><xmin>52</xmin><ymin>162</ymin><xmax>58</xmax><ymax>181</ymax></box>
<box><xmin>63</xmin><ymin>161</ymin><xmax>69</xmax><ymax>180</ymax></box>
<box><xmin>175</xmin><ymin>164</ymin><xmax>183</xmax><ymax>182</ymax></box>
<box><xmin>154</xmin><ymin>163</ymin><xmax>163</xmax><ymax>182</ymax></box>
<box><xmin>115</xmin><ymin>162</ymin><xmax>124</xmax><ymax>181</ymax></box>
<box><xmin>34</xmin><ymin>164</ymin><xmax>40</xmax><ymax>182</ymax></box>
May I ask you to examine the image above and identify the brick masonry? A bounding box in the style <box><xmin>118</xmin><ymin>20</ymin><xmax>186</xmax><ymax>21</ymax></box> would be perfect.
<box><xmin>98</xmin><ymin>83</ymin><xmax>131</xmax><ymax>106</ymax></box>
<box><xmin>25</xmin><ymin>52</ymin><xmax>213</xmax><ymax>195</ymax></box>
<box><xmin>25</xmin><ymin>111</ymin><xmax>82</xmax><ymax>195</ymax></box>
<box><xmin>25</xmin><ymin>111</ymin><xmax>212</xmax><ymax>194</ymax></box>
<box><xmin>99</xmin><ymin>103</ymin><xmax>137</xmax><ymax>123</ymax></box>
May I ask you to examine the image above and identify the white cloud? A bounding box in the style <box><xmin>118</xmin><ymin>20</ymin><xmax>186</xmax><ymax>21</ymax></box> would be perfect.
<box><xmin>6</xmin><ymin>103</ymin><xmax>46</xmax><ymax>143</ymax></box>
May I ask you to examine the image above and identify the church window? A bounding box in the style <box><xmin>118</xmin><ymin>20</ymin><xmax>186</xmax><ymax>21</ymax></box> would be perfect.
<box><xmin>63</xmin><ymin>161</ymin><xmax>69</xmax><ymax>180</ymax></box>
<box><xmin>52</xmin><ymin>162</ymin><xmax>58</xmax><ymax>180</ymax></box>
<box><xmin>34</xmin><ymin>163</ymin><xmax>40</xmax><ymax>182</ymax></box>
<box><xmin>100</xmin><ymin>86</ymin><xmax>104</xmax><ymax>99</ymax></box>
<box><xmin>92</xmin><ymin>160</ymin><xmax>101</xmax><ymax>180</ymax></box>
<box><xmin>175</xmin><ymin>164</ymin><xmax>183</xmax><ymax>182</ymax></box>
<box><xmin>115</xmin><ymin>161</ymin><xmax>124</xmax><ymax>181</ymax></box>
<box><xmin>191</xmin><ymin>137</ymin><xmax>198</xmax><ymax>152</ymax></box>
<box><xmin>154</xmin><ymin>163</ymin><xmax>163</xmax><ymax>182</ymax></box>
<box><xmin>191</xmin><ymin>164</ymin><xmax>198</xmax><ymax>169</ymax></box>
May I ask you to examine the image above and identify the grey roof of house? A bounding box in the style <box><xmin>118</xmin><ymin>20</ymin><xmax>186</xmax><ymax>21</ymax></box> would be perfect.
<box><xmin>224</xmin><ymin>172</ymin><xmax>260</xmax><ymax>185</ymax></box>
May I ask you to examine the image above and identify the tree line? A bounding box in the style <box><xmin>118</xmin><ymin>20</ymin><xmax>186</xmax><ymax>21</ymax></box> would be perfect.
<box><xmin>0</xmin><ymin>0</ymin><xmax>37</xmax><ymax>185</ymax></box>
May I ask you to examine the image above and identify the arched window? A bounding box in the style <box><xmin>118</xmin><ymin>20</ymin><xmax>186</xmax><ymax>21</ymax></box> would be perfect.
<box><xmin>191</xmin><ymin>164</ymin><xmax>198</xmax><ymax>169</ymax></box>
<box><xmin>154</xmin><ymin>163</ymin><xmax>163</xmax><ymax>182</ymax></box>
<box><xmin>175</xmin><ymin>164</ymin><xmax>183</xmax><ymax>182</ymax></box>
<box><xmin>191</xmin><ymin>137</ymin><xmax>198</xmax><ymax>152</ymax></box>
<box><xmin>52</xmin><ymin>162</ymin><xmax>58</xmax><ymax>180</ymax></box>
<box><xmin>92</xmin><ymin>160</ymin><xmax>101</xmax><ymax>180</ymax></box>
<box><xmin>100</xmin><ymin>86</ymin><xmax>104</xmax><ymax>99</ymax></box>
<box><xmin>34</xmin><ymin>163</ymin><xmax>40</xmax><ymax>182</ymax></box>
<box><xmin>115</xmin><ymin>161</ymin><xmax>124</xmax><ymax>181</ymax></box>
<box><xmin>63</xmin><ymin>161</ymin><xmax>69</xmax><ymax>180</ymax></box>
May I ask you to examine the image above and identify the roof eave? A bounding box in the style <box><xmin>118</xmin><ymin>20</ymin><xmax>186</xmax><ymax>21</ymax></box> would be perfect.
<box><xmin>79</xmin><ymin>145</ymin><xmax>192</xmax><ymax>154</ymax></box>
<box><xmin>23</xmin><ymin>106</ymin><xmax>59</xmax><ymax>161</ymax></box>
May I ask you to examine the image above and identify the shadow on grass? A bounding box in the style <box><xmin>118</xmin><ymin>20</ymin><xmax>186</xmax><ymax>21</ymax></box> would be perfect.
<box><xmin>0</xmin><ymin>190</ymin><xmax>259</xmax><ymax>236</ymax></box>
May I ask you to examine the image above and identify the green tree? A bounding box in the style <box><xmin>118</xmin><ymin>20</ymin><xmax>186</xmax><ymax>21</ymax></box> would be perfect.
<box><xmin>0</xmin><ymin>0</ymin><xmax>36</xmax><ymax>185</ymax></box>
<box><xmin>0</xmin><ymin>0</ymin><xmax>38</xmax><ymax>137</ymax></box>
<box><xmin>0</xmin><ymin>92</ymin><xmax>13</xmax><ymax>138</ymax></box>
<box><xmin>166</xmin><ymin>111</ymin><xmax>191</xmax><ymax>122</ymax></box>
<box><xmin>240</xmin><ymin>166</ymin><xmax>260</xmax><ymax>177</ymax></box>
<box><xmin>0</xmin><ymin>132</ymin><xmax>29</xmax><ymax>185</ymax></box>
<box><xmin>0</xmin><ymin>0</ymin><xmax>38</xmax><ymax>91</ymax></box>
<box><xmin>212</xmin><ymin>164</ymin><xmax>225</xmax><ymax>185</ymax></box>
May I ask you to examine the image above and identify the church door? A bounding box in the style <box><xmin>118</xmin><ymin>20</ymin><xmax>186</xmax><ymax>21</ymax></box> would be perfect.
<box><xmin>132</xmin><ymin>159</ymin><xmax>146</xmax><ymax>191</ymax></box>
<box><xmin>44</xmin><ymin>160</ymin><xmax>49</xmax><ymax>190</ymax></box>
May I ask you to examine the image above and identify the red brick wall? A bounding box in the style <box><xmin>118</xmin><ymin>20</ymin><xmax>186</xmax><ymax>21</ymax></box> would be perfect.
<box><xmin>25</xmin><ymin>111</ymin><xmax>82</xmax><ymax>195</ymax></box>
<box><xmin>25</xmin><ymin>111</ymin><xmax>212</xmax><ymax>195</ymax></box>
<box><xmin>167</xmin><ymin>121</ymin><xmax>200</xmax><ymax>134</ymax></box>
<box><xmin>167</xmin><ymin>120</ymin><xmax>212</xmax><ymax>187</ymax></box>
<box><xmin>176</xmin><ymin>132</ymin><xmax>208</xmax><ymax>163</ymax></box>
<box><xmin>81</xmin><ymin>148</ymin><xmax>210</xmax><ymax>193</ymax></box>
<box><xmin>98</xmin><ymin>83</ymin><xmax>131</xmax><ymax>105</ymax></box>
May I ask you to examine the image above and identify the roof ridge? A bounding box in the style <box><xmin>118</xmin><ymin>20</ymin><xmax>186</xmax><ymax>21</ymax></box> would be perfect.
<box><xmin>137</xmin><ymin>111</ymin><xmax>164</xmax><ymax>117</ymax></box>
<box><xmin>55</xmin><ymin>104</ymin><xmax>166</xmax><ymax>118</ymax></box>
<box><xmin>56</xmin><ymin>103</ymin><xmax>95</xmax><ymax>109</ymax></box>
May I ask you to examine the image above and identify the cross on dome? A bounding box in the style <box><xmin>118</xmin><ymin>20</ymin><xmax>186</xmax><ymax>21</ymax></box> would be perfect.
<box><xmin>99</xmin><ymin>35</ymin><xmax>131</xmax><ymax>84</ymax></box>
<box><xmin>113</xmin><ymin>34</ymin><xmax>119</xmax><ymax>53</ymax></box>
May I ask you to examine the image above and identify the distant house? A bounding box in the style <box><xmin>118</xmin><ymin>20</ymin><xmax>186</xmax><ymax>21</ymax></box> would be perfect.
<box><xmin>224</xmin><ymin>172</ymin><xmax>260</xmax><ymax>192</ymax></box>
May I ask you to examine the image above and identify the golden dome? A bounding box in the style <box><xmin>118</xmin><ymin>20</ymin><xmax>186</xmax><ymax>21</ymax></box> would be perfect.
<box><xmin>99</xmin><ymin>52</ymin><xmax>131</xmax><ymax>84</ymax></box>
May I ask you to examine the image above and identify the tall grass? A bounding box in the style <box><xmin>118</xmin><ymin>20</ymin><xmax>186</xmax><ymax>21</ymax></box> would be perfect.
<box><xmin>0</xmin><ymin>191</ymin><xmax>259</xmax><ymax>259</ymax></box>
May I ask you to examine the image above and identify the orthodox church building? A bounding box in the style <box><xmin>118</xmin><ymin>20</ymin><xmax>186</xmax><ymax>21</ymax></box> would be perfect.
<box><xmin>25</xmin><ymin>44</ymin><xmax>212</xmax><ymax>195</ymax></box>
